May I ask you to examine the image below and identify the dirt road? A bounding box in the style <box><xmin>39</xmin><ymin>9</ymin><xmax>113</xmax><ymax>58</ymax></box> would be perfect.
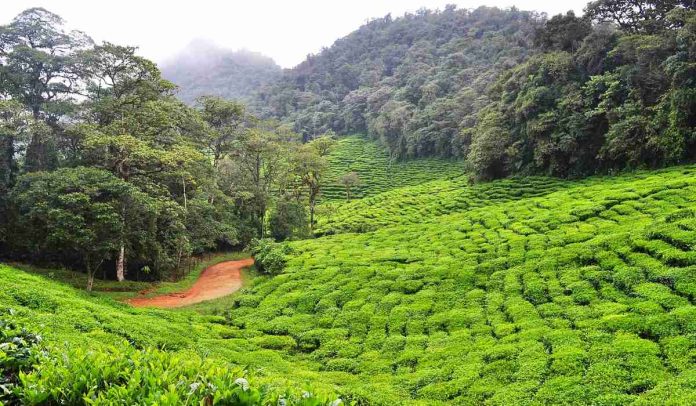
<box><xmin>128</xmin><ymin>258</ymin><xmax>254</xmax><ymax>308</ymax></box>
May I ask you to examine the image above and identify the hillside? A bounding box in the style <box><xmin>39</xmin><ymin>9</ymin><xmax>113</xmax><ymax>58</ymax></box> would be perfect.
<box><xmin>321</xmin><ymin>135</ymin><xmax>465</xmax><ymax>201</ymax></box>
<box><xmin>249</xmin><ymin>4</ymin><xmax>696</xmax><ymax>179</ymax></box>
<box><xmin>3</xmin><ymin>165</ymin><xmax>695</xmax><ymax>404</ymax></box>
<box><xmin>1</xmin><ymin>3</ymin><xmax>695</xmax><ymax>405</ymax></box>
<box><xmin>161</xmin><ymin>39</ymin><xmax>282</xmax><ymax>105</ymax></box>
<box><xmin>252</xmin><ymin>6</ymin><xmax>538</xmax><ymax>158</ymax></box>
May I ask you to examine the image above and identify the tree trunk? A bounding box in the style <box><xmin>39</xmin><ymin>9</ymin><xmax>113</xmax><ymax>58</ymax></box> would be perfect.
<box><xmin>116</xmin><ymin>244</ymin><xmax>125</xmax><ymax>282</ymax></box>
<box><xmin>86</xmin><ymin>263</ymin><xmax>94</xmax><ymax>292</ymax></box>
<box><xmin>309</xmin><ymin>193</ymin><xmax>316</xmax><ymax>232</ymax></box>
<box><xmin>116</xmin><ymin>202</ymin><xmax>127</xmax><ymax>282</ymax></box>
<box><xmin>0</xmin><ymin>134</ymin><xmax>14</xmax><ymax>193</ymax></box>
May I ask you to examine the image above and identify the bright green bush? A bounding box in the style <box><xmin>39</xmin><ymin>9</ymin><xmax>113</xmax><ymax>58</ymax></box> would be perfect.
<box><xmin>250</xmin><ymin>238</ymin><xmax>293</xmax><ymax>275</ymax></box>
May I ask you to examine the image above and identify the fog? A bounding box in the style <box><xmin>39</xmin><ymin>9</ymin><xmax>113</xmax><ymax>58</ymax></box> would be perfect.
<box><xmin>1</xmin><ymin>0</ymin><xmax>587</xmax><ymax>68</ymax></box>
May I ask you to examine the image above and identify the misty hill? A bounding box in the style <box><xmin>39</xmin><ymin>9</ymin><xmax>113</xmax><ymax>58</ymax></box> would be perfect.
<box><xmin>161</xmin><ymin>39</ymin><xmax>282</xmax><ymax>105</ymax></box>
<box><xmin>250</xmin><ymin>6</ymin><xmax>540</xmax><ymax>154</ymax></box>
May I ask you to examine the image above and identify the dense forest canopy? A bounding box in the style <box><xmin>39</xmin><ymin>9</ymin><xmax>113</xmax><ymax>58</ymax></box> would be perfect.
<box><xmin>251</xmin><ymin>6</ymin><xmax>541</xmax><ymax>157</ymax></box>
<box><xmin>248</xmin><ymin>2</ymin><xmax>695</xmax><ymax>177</ymax></box>
<box><xmin>161</xmin><ymin>39</ymin><xmax>282</xmax><ymax>105</ymax></box>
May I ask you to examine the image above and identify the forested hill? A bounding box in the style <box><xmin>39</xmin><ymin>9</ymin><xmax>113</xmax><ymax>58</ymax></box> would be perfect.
<box><xmin>251</xmin><ymin>6</ymin><xmax>540</xmax><ymax>157</ymax></box>
<box><xmin>161</xmin><ymin>40</ymin><xmax>282</xmax><ymax>105</ymax></box>
<box><xmin>250</xmin><ymin>2</ymin><xmax>695</xmax><ymax>179</ymax></box>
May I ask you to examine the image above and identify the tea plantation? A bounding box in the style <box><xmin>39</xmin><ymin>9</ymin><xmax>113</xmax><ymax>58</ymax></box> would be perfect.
<box><xmin>2</xmin><ymin>164</ymin><xmax>696</xmax><ymax>404</ymax></box>
<box><xmin>321</xmin><ymin>136</ymin><xmax>465</xmax><ymax>201</ymax></box>
<box><xmin>233</xmin><ymin>165</ymin><xmax>696</xmax><ymax>403</ymax></box>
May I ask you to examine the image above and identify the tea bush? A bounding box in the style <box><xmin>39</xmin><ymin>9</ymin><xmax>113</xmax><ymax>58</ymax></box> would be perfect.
<box><xmin>250</xmin><ymin>238</ymin><xmax>292</xmax><ymax>275</ymax></box>
<box><xmin>229</xmin><ymin>165</ymin><xmax>696</xmax><ymax>403</ymax></box>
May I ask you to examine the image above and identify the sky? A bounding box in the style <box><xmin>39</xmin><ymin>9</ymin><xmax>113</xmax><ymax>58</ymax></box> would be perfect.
<box><xmin>1</xmin><ymin>0</ymin><xmax>588</xmax><ymax>68</ymax></box>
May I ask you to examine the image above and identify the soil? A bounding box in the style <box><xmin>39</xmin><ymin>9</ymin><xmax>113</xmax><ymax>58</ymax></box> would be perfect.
<box><xmin>127</xmin><ymin>258</ymin><xmax>254</xmax><ymax>308</ymax></box>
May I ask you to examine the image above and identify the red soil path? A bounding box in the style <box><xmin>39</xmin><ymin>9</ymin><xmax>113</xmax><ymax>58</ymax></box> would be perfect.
<box><xmin>127</xmin><ymin>258</ymin><xmax>254</xmax><ymax>308</ymax></box>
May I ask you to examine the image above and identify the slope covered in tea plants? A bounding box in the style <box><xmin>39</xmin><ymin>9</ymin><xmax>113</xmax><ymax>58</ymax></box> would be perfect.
<box><xmin>321</xmin><ymin>136</ymin><xmax>465</xmax><ymax>201</ymax></box>
<box><xmin>317</xmin><ymin>175</ymin><xmax>569</xmax><ymax>235</ymax></box>
<box><xmin>229</xmin><ymin>165</ymin><xmax>696</xmax><ymax>404</ymax></box>
<box><xmin>0</xmin><ymin>265</ymin><xmax>342</xmax><ymax>404</ymax></box>
<box><xmin>2</xmin><ymin>166</ymin><xmax>695</xmax><ymax>404</ymax></box>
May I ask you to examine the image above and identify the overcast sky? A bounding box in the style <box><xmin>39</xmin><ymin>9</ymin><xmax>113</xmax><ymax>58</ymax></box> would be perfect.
<box><xmin>1</xmin><ymin>0</ymin><xmax>588</xmax><ymax>68</ymax></box>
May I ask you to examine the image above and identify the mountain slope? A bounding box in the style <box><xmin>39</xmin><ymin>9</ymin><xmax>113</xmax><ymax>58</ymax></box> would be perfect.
<box><xmin>161</xmin><ymin>39</ymin><xmax>282</xmax><ymax>105</ymax></box>
<box><xmin>321</xmin><ymin>135</ymin><xmax>465</xmax><ymax>202</ymax></box>
<box><xmin>251</xmin><ymin>6</ymin><xmax>540</xmax><ymax>155</ymax></box>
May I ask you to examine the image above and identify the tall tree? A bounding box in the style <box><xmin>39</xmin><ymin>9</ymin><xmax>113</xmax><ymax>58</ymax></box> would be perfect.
<box><xmin>0</xmin><ymin>8</ymin><xmax>91</xmax><ymax>171</ymax></box>
<box><xmin>534</xmin><ymin>11</ymin><xmax>592</xmax><ymax>52</ymax></box>
<box><xmin>78</xmin><ymin>43</ymin><xmax>204</xmax><ymax>281</ymax></box>
<box><xmin>291</xmin><ymin>141</ymin><xmax>330</xmax><ymax>231</ymax></box>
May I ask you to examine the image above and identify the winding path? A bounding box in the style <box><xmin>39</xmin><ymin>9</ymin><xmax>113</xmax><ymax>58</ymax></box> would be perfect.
<box><xmin>128</xmin><ymin>258</ymin><xmax>254</xmax><ymax>308</ymax></box>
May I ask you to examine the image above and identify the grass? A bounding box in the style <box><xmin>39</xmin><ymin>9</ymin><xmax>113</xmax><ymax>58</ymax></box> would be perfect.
<box><xmin>1</xmin><ymin>162</ymin><xmax>696</xmax><ymax>404</ymax></box>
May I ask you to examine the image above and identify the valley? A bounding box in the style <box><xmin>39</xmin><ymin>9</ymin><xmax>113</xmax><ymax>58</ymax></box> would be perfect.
<box><xmin>0</xmin><ymin>1</ymin><xmax>695</xmax><ymax>405</ymax></box>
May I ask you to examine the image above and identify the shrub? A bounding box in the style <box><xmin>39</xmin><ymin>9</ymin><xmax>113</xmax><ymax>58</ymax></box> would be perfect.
<box><xmin>250</xmin><ymin>238</ymin><xmax>293</xmax><ymax>275</ymax></box>
<box><xmin>0</xmin><ymin>310</ymin><xmax>43</xmax><ymax>405</ymax></box>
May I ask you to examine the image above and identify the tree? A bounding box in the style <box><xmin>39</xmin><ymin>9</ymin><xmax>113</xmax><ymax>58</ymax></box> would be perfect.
<box><xmin>309</xmin><ymin>133</ymin><xmax>337</xmax><ymax>157</ymax></box>
<box><xmin>585</xmin><ymin>0</ymin><xmax>694</xmax><ymax>34</ymax></box>
<box><xmin>268</xmin><ymin>197</ymin><xmax>308</xmax><ymax>241</ymax></box>
<box><xmin>198</xmin><ymin>96</ymin><xmax>251</xmax><ymax>169</ymax></box>
<box><xmin>467</xmin><ymin>109</ymin><xmax>512</xmax><ymax>180</ymax></box>
<box><xmin>534</xmin><ymin>11</ymin><xmax>592</xmax><ymax>52</ymax></box>
<box><xmin>0</xmin><ymin>8</ymin><xmax>92</xmax><ymax>171</ymax></box>
<box><xmin>0</xmin><ymin>101</ymin><xmax>27</xmax><ymax>195</ymax></box>
<box><xmin>291</xmin><ymin>144</ymin><xmax>328</xmax><ymax>231</ymax></box>
<box><xmin>339</xmin><ymin>171</ymin><xmax>361</xmax><ymax>200</ymax></box>
<box><xmin>78</xmin><ymin>43</ymin><xmax>205</xmax><ymax>282</ymax></box>
<box><xmin>222</xmin><ymin>127</ymin><xmax>288</xmax><ymax>237</ymax></box>
<box><xmin>11</xmin><ymin>168</ymin><xmax>142</xmax><ymax>291</ymax></box>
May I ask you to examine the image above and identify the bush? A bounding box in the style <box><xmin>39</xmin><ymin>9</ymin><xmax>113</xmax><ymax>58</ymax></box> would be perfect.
<box><xmin>250</xmin><ymin>238</ymin><xmax>293</xmax><ymax>275</ymax></box>
<box><xmin>0</xmin><ymin>310</ymin><xmax>43</xmax><ymax>405</ymax></box>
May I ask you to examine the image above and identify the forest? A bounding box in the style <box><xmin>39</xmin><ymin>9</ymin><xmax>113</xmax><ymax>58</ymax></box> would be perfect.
<box><xmin>0</xmin><ymin>0</ymin><xmax>695</xmax><ymax>404</ymax></box>
<box><xmin>0</xmin><ymin>8</ymin><xmax>335</xmax><ymax>288</ymax></box>
<box><xmin>252</xmin><ymin>1</ymin><xmax>695</xmax><ymax>178</ymax></box>
<box><xmin>160</xmin><ymin>40</ymin><xmax>282</xmax><ymax>105</ymax></box>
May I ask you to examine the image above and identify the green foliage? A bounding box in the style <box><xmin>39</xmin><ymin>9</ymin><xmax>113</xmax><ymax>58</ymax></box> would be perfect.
<box><xmin>0</xmin><ymin>310</ymin><xmax>42</xmax><ymax>404</ymax></box>
<box><xmin>321</xmin><ymin>136</ymin><xmax>465</xmax><ymax>201</ymax></box>
<box><xmin>250</xmin><ymin>238</ymin><xmax>292</xmax><ymax>275</ymax></box>
<box><xmin>470</xmin><ymin>6</ymin><xmax>696</xmax><ymax>179</ymax></box>
<box><xmin>10</xmin><ymin>167</ymin><xmax>158</xmax><ymax>290</ymax></box>
<box><xmin>228</xmin><ymin>165</ymin><xmax>696</xmax><ymax>403</ymax></box>
<box><xmin>2</xmin><ymin>165</ymin><xmax>696</xmax><ymax>404</ymax></box>
<box><xmin>249</xmin><ymin>2</ymin><xmax>695</xmax><ymax>178</ymax></box>
<box><xmin>584</xmin><ymin>0</ymin><xmax>693</xmax><ymax>34</ymax></box>
<box><xmin>270</xmin><ymin>198</ymin><xmax>309</xmax><ymax>241</ymax></box>
<box><xmin>16</xmin><ymin>345</ymin><xmax>338</xmax><ymax>405</ymax></box>
<box><xmin>253</xmin><ymin>6</ymin><xmax>539</xmax><ymax>158</ymax></box>
<box><xmin>0</xmin><ymin>266</ymin><xmax>343</xmax><ymax>404</ymax></box>
<box><xmin>0</xmin><ymin>7</ymin><xmax>323</xmax><ymax>283</ymax></box>
<box><xmin>0</xmin><ymin>316</ymin><xmax>340</xmax><ymax>405</ymax></box>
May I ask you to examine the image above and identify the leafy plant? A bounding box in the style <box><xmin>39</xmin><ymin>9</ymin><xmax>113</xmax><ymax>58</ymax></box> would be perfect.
<box><xmin>250</xmin><ymin>238</ymin><xmax>292</xmax><ymax>275</ymax></box>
